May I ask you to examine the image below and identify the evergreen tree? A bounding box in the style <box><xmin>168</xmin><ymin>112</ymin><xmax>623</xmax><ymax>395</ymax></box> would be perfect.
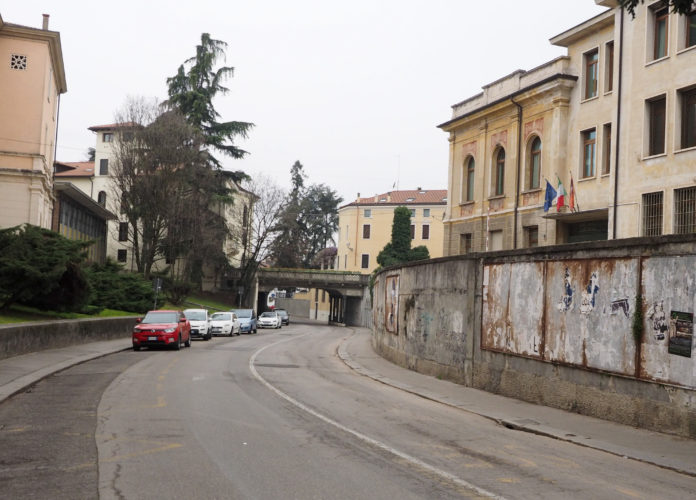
<box><xmin>376</xmin><ymin>206</ymin><xmax>430</xmax><ymax>268</ymax></box>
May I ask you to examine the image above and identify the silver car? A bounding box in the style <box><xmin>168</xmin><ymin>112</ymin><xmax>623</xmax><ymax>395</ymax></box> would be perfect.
<box><xmin>258</xmin><ymin>311</ymin><xmax>281</xmax><ymax>329</ymax></box>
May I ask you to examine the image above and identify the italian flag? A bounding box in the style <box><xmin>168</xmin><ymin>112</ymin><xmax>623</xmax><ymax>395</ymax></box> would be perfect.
<box><xmin>556</xmin><ymin>177</ymin><xmax>566</xmax><ymax>211</ymax></box>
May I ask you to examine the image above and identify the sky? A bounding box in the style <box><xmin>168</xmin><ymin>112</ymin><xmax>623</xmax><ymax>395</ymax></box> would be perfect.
<box><xmin>3</xmin><ymin>1</ymin><xmax>607</xmax><ymax>205</ymax></box>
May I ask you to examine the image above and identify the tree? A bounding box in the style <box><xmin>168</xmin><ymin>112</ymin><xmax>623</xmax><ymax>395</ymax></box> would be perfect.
<box><xmin>376</xmin><ymin>206</ymin><xmax>430</xmax><ymax>268</ymax></box>
<box><xmin>299</xmin><ymin>184</ymin><xmax>343</xmax><ymax>267</ymax></box>
<box><xmin>270</xmin><ymin>161</ymin><xmax>308</xmax><ymax>268</ymax></box>
<box><xmin>165</xmin><ymin>32</ymin><xmax>254</xmax><ymax>178</ymax></box>
<box><xmin>86</xmin><ymin>147</ymin><xmax>95</xmax><ymax>162</ymax></box>
<box><xmin>620</xmin><ymin>0</ymin><xmax>693</xmax><ymax>17</ymax></box>
<box><xmin>236</xmin><ymin>174</ymin><xmax>286</xmax><ymax>305</ymax></box>
<box><xmin>110</xmin><ymin>98</ymin><xmax>205</xmax><ymax>279</ymax></box>
<box><xmin>0</xmin><ymin>225</ymin><xmax>90</xmax><ymax>311</ymax></box>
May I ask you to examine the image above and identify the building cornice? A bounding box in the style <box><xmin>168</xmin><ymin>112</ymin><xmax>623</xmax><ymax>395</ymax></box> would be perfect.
<box><xmin>550</xmin><ymin>9</ymin><xmax>615</xmax><ymax>48</ymax></box>
<box><xmin>1</xmin><ymin>22</ymin><xmax>67</xmax><ymax>93</ymax></box>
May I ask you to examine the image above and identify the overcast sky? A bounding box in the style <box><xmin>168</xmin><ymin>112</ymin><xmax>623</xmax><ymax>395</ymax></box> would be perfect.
<box><xmin>5</xmin><ymin>1</ymin><xmax>606</xmax><ymax>205</ymax></box>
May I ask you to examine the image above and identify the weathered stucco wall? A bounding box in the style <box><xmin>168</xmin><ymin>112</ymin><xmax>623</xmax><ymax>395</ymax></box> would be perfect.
<box><xmin>372</xmin><ymin>235</ymin><xmax>696</xmax><ymax>438</ymax></box>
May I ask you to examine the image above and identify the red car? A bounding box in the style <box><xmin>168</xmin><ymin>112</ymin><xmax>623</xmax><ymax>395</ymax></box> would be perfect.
<box><xmin>132</xmin><ymin>310</ymin><xmax>192</xmax><ymax>351</ymax></box>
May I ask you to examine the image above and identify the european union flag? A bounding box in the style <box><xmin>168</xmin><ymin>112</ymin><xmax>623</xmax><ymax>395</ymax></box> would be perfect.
<box><xmin>543</xmin><ymin>180</ymin><xmax>557</xmax><ymax>212</ymax></box>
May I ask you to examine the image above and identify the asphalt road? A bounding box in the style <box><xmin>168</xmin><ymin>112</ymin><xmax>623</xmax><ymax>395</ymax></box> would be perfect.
<box><xmin>2</xmin><ymin>323</ymin><xmax>696</xmax><ymax>499</ymax></box>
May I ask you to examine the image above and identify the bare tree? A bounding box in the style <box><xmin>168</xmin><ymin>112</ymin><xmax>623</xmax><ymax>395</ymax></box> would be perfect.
<box><xmin>110</xmin><ymin>97</ymin><xmax>204</xmax><ymax>279</ymax></box>
<box><xmin>236</xmin><ymin>174</ymin><xmax>286</xmax><ymax>306</ymax></box>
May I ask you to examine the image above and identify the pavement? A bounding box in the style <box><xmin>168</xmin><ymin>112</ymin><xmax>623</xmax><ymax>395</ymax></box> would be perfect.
<box><xmin>1</xmin><ymin>327</ymin><xmax>695</xmax><ymax>478</ymax></box>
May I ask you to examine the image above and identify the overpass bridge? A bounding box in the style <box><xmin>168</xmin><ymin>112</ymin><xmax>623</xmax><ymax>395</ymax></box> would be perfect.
<box><xmin>256</xmin><ymin>268</ymin><xmax>370</xmax><ymax>325</ymax></box>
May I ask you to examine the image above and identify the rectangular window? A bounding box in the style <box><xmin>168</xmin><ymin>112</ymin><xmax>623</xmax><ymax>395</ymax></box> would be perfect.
<box><xmin>422</xmin><ymin>224</ymin><xmax>430</xmax><ymax>240</ymax></box>
<box><xmin>460</xmin><ymin>233</ymin><xmax>472</xmax><ymax>254</ymax></box>
<box><xmin>362</xmin><ymin>224</ymin><xmax>371</xmax><ymax>239</ymax></box>
<box><xmin>489</xmin><ymin>230</ymin><xmax>503</xmax><ymax>251</ymax></box>
<box><xmin>602</xmin><ymin>123</ymin><xmax>612</xmax><ymax>175</ymax></box>
<box><xmin>584</xmin><ymin>49</ymin><xmax>599</xmax><ymax>99</ymax></box>
<box><xmin>361</xmin><ymin>254</ymin><xmax>369</xmax><ymax>269</ymax></box>
<box><xmin>118</xmin><ymin>222</ymin><xmax>128</xmax><ymax>241</ymax></box>
<box><xmin>364</xmin><ymin>208</ymin><xmax>371</xmax><ymax>218</ymax></box>
<box><xmin>103</xmin><ymin>132</ymin><xmax>113</xmax><ymax>143</ymax></box>
<box><xmin>409</xmin><ymin>209</ymin><xmax>415</xmax><ymax>217</ymax></box>
<box><xmin>654</xmin><ymin>7</ymin><xmax>669</xmax><ymax>60</ymax></box>
<box><xmin>648</xmin><ymin>96</ymin><xmax>666</xmax><ymax>156</ymax></box>
<box><xmin>99</xmin><ymin>158</ymin><xmax>109</xmax><ymax>175</ymax></box>
<box><xmin>582</xmin><ymin>129</ymin><xmax>596</xmax><ymax>178</ymax></box>
<box><xmin>605</xmin><ymin>41</ymin><xmax>614</xmax><ymax>92</ymax></box>
<box><xmin>687</xmin><ymin>9</ymin><xmax>696</xmax><ymax>48</ymax></box>
<box><xmin>423</xmin><ymin>208</ymin><xmax>430</xmax><ymax>218</ymax></box>
<box><xmin>525</xmin><ymin>226</ymin><xmax>539</xmax><ymax>248</ymax></box>
<box><xmin>674</xmin><ymin>186</ymin><xmax>696</xmax><ymax>234</ymax></box>
<box><xmin>642</xmin><ymin>192</ymin><xmax>663</xmax><ymax>236</ymax></box>
<box><xmin>410</xmin><ymin>224</ymin><xmax>415</xmax><ymax>239</ymax></box>
<box><xmin>680</xmin><ymin>87</ymin><xmax>696</xmax><ymax>149</ymax></box>
<box><xmin>117</xmin><ymin>249</ymin><xmax>127</xmax><ymax>263</ymax></box>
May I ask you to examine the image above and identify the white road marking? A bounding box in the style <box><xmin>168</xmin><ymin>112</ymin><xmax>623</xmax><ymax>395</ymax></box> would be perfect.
<box><xmin>249</xmin><ymin>333</ymin><xmax>507</xmax><ymax>500</ymax></box>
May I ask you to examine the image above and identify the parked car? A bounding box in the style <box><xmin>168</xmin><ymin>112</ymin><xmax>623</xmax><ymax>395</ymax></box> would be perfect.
<box><xmin>210</xmin><ymin>311</ymin><xmax>240</xmax><ymax>336</ymax></box>
<box><xmin>276</xmin><ymin>308</ymin><xmax>290</xmax><ymax>325</ymax></box>
<box><xmin>233</xmin><ymin>309</ymin><xmax>257</xmax><ymax>334</ymax></box>
<box><xmin>132</xmin><ymin>310</ymin><xmax>191</xmax><ymax>351</ymax></box>
<box><xmin>183</xmin><ymin>308</ymin><xmax>211</xmax><ymax>340</ymax></box>
<box><xmin>258</xmin><ymin>311</ymin><xmax>281</xmax><ymax>329</ymax></box>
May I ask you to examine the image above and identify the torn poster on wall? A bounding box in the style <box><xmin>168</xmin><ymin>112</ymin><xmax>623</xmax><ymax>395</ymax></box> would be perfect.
<box><xmin>385</xmin><ymin>275</ymin><xmax>399</xmax><ymax>334</ymax></box>
<box><xmin>557</xmin><ymin>267</ymin><xmax>574</xmax><ymax>312</ymax></box>
<box><xmin>668</xmin><ymin>311</ymin><xmax>693</xmax><ymax>358</ymax></box>
<box><xmin>580</xmin><ymin>271</ymin><xmax>599</xmax><ymax>315</ymax></box>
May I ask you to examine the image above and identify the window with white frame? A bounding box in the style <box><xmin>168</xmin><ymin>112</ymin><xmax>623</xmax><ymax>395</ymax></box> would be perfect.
<box><xmin>642</xmin><ymin>192</ymin><xmax>663</xmax><ymax>236</ymax></box>
<box><xmin>584</xmin><ymin>49</ymin><xmax>599</xmax><ymax>99</ymax></box>
<box><xmin>581</xmin><ymin>129</ymin><xmax>596</xmax><ymax>178</ymax></box>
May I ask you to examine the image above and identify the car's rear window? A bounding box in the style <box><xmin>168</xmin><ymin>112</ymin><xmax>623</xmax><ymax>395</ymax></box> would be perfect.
<box><xmin>260</xmin><ymin>312</ymin><xmax>275</xmax><ymax>317</ymax></box>
<box><xmin>184</xmin><ymin>311</ymin><xmax>207</xmax><ymax>320</ymax></box>
<box><xmin>211</xmin><ymin>313</ymin><xmax>231</xmax><ymax>321</ymax></box>
<box><xmin>142</xmin><ymin>312</ymin><xmax>178</xmax><ymax>324</ymax></box>
<box><xmin>235</xmin><ymin>310</ymin><xmax>252</xmax><ymax>318</ymax></box>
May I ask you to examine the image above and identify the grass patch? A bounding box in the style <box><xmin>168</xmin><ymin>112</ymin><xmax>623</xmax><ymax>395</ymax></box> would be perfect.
<box><xmin>0</xmin><ymin>304</ymin><xmax>137</xmax><ymax>325</ymax></box>
<box><xmin>183</xmin><ymin>295</ymin><xmax>233</xmax><ymax>312</ymax></box>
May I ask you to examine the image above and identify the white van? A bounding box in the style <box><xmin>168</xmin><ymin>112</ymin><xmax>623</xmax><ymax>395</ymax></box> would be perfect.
<box><xmin>183</xmin><ymin>309</ymin><xmax>211</xmax><ymax>340</ymax></box>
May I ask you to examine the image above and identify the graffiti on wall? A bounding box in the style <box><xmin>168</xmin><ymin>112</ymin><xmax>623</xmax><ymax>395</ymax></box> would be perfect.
<box><xmin>647</xmin><ymin>301</ymin><xmax>669</xmax><ymax>341</ymax></box>
<box><xmin>610</xmin><ymin>298</ymin><xmax>630</xmax><ymax>318</ymax></box>
<box><xmin>385</xmin><ymin>275</ymin><xmax>399</xmax><ymax>334</ymax></box>
<box><xmin>557</xmin><ymin>267</ymin><xmax>574</xmax><ymax>312</ymax></box>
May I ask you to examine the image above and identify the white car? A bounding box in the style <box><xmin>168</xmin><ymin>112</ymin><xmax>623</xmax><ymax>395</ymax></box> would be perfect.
<box><xmin>183</xmin><ymin>308</ymin><xmax>211</xmax><ymax>340</ymax></box>
<box><xmin>209</xmin><ymin>312</ymin><xmax>240</xmax><ymax>336</ymax></box>
<box><xmin>258</xmin><ymin>311</ymin><xmax>281</xmax><ymax>329</ymax></box>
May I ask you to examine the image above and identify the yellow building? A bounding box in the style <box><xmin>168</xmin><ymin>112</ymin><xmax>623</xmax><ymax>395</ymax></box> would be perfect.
<box><xmin>440</xmin><ymin>0</ymin><xmax>696</xmax><ymax>254</ymax></box>
<box><xmin>0</xmin><ymin>13</ymin><xmax>66</xmax><ymax>229</ymax></box>
<box><xmin>337</xmin><ymin>189</ymin><xmax>447</xmax><ymax>273</ymax></box>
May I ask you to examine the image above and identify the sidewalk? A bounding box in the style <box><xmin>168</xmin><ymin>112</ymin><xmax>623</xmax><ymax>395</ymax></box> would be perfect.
<box><xmin>0</xmin><ymin>338</ymin><xmax>130</xmax><ymax>404</ymax></box>
<box><xmin>338</xmin><ymin>327</ymin><xmax>696</xmax><ymax>477</ymax></box>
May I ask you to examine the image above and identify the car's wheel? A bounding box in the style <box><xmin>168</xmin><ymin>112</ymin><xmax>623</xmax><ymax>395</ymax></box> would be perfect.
<box><xmin>133</xmin><ymin>345</ymin><xmax>140</xmax><ymax>351</ymax></box>
<box><xmin>205</xmin><ymin>332</ymin><xmax>212</xmax><ymax>341</ymax></box>
<box><xmin>185</xmin><ymin>334</ymin><xmax>191</xmax><ymax>348</ymax></box>
<box><xmin>229</xmin><ymin>329</ymin><xmax>233</xmax><ymax>337</ymax></box>
<box><xmin>174</xmin><ymin>335</ymin><xmax>181</xmax><ymax>350</ymax></box>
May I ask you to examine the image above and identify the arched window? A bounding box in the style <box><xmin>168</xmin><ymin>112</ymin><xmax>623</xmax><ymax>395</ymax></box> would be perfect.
<box><xmin>97</xmin><ymin>191</ymin><xmax>106</xmax><ymax>206</ymax></box>
<box><xmin>529</xmin><ymin>137</ymin><xmax>541</xmax><ymax>189</ymax></box>
<box><xmin>494</xmin><ymin>148</ymin><xmax>505</xmax><ymax>196</ymax></box>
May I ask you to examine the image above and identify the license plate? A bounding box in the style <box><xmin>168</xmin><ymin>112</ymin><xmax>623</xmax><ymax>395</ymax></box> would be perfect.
<box><xmin>148</xmin><ymin>336</ymin><xmax>157</xmax><ymax>341</ymax></box>
<box><xmin>191</xmin><ymin>329</ymin><xmax>198</xmax><ymax>334</ymax></box>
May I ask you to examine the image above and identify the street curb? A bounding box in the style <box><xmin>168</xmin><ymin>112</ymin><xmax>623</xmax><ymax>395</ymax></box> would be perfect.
<box><xmin>0</xmin><ymin>345</ymin><xmax>132</xmax><ymax>405</ymax></box>
<box><xmin>336</xmin><ymin>331</ymin><xmax>696</xmax><ymax>478</ymax></box>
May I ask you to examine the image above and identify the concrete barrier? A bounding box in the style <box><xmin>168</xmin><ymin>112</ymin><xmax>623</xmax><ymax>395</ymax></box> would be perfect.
<box><xmin>0</xmin><ymin>317</ymin><xmax>137</xmax><ymax>360</ymax></box>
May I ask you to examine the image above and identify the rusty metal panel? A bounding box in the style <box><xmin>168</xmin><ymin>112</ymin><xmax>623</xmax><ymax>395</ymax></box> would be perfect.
<box><xmin>482</xmin><ymin>262</ymin><xmax>545</xmax><ymax>358</ymax></box>
<box><xmin>544</xmin><ymin>258</ymin><xmax>637</xmax><ymax>375</ymax></box>
<box><xmin>641</xmin><ymin>256</ymin><xmax>696</xmax><ymax>388</ymax></box>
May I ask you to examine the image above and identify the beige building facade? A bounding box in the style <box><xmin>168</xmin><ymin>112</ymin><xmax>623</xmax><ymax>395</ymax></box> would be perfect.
<box><xmin>337</xmin><ymin>189</ymin><xmax>447</xmax><ymax>273</ymax></box>
<box><xmin>440</xmin><ymin>1</ymin><xmax>696</xmax><ymax>254</ymax></box>
<box><xmin>0</xmin><ymin>13</ymin><xmax>66</xmax><ymax>230</ymax></box>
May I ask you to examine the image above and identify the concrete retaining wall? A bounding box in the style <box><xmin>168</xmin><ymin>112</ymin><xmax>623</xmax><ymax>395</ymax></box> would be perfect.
<box><xmin>0</xmin><ymin>317</ymin><xmax>136</xmax><ymax>360</ymax></box>
<box><xmin>372</xmin><ymin>235</ymin><xmax>696</xmax><ymax>438</ymax></box>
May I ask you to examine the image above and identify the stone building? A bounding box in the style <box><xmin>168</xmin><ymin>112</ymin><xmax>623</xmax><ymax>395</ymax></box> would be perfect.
<box><xmin>439</xmin><ymin>0</ymin><xmax>696</xmax><ymax>254</ymax></box>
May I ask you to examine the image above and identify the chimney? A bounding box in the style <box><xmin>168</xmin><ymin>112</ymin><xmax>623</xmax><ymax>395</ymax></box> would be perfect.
<box><xmin>42</xmin><ymin>14</ymin><xmax>49</xmax><ymax>30</ymax></box>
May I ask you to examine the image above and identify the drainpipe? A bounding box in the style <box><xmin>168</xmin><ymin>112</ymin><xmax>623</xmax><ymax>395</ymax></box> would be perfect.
<box><xmin>612</xmin><ymin>7</ymin><xmax>624</xmax><ymax>240</ymax></box>
<box><xmin>511</xmin><ymin>98</ymin><xmax>523</xmax><ymax>249</ymax></box>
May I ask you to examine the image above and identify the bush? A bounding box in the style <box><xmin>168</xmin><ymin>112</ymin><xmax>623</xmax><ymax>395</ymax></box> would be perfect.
<box><xmin>0</xmin><ymin>224</ymin><xmax>91</xmax><ymax>311</ymax></box>
<box><xmin>85</xmin><ymin>260</ymin><xmax>154</xmax><ymax>313</ymax></box>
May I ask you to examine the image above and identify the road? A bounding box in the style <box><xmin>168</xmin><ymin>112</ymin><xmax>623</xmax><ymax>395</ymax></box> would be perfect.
<box><xmin>1</xmin><ymin>323</ymin><xmax>695</xmax><ymax>499</ymax></box>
